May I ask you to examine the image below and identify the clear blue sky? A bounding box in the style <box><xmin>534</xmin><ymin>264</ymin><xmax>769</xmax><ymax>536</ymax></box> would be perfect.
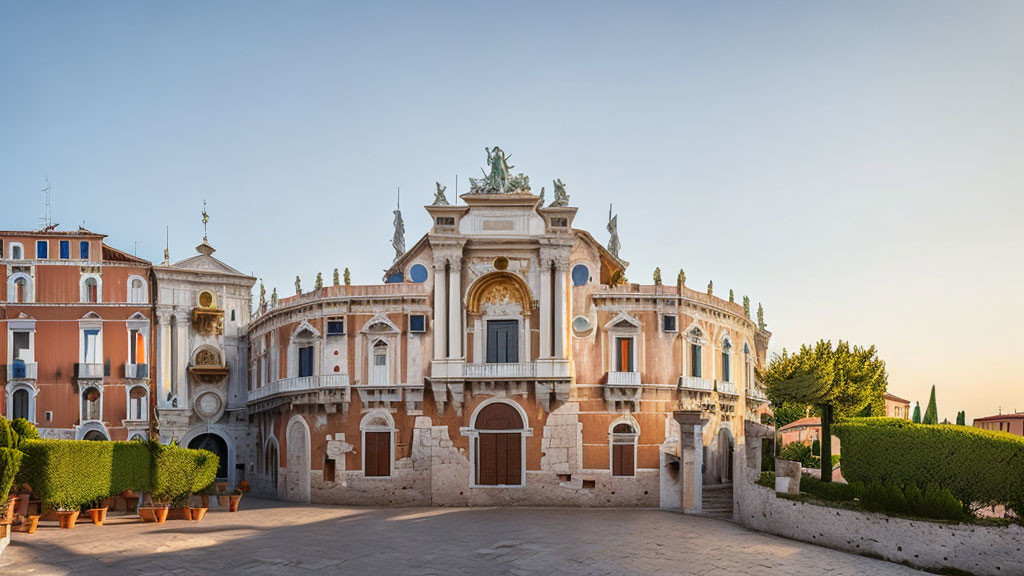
<box><xmin>2</xmin><ymin>1</ymin><xmax>1022</xmax><ymax>422</ymax></box>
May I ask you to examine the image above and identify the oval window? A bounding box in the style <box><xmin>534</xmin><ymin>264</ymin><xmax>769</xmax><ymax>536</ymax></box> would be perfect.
<box><xmin>199</xmin><ymin>291</ymin><xmax>214</xmax><ymax>308</ymax></box>
<box><xmin>572</xmin><ymin>315</ymin><xmax>593</xmax><ymax>336</ymax></box>
<box><xmin>571</xmin><ymin>264</ymin><xmax>590</xmax><ymax>287</ymax></box>
<box><xmin>409</xmin><ymin>264</ymin><xmax>429</xmax><ymax>283</ymax></box>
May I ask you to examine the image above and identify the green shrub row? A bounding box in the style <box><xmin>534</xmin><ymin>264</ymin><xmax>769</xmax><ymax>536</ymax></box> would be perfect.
<box><xmin>800</xmin><ymin>474</ymin><xmax>964</xmax><ymax>521</ymax></box>
<box><xmin>1</xmin><ymin>447</ymin><xmax>23</xmax><ymax>501</ymax></box>
<box><xmin>834</xmin><ymin>417</ymin><xmax>1024</xmax><ymax>513</ymax></box>
<box><xmin>779</xmin><ymin>442</ymin><xmax>820</xmax><ymax>468</ymax></box>
<box><xmin>17</xmin><ymin>439</ymin><xmax>218</xmax><ymax>510</ymax></box>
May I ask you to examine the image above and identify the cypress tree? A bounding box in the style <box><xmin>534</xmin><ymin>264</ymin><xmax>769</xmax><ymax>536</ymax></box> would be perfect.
<box><xmin>956</xmin><ymin>411</ymin><xmax>965</xmax><ymax>426</ymax></box>
<box><xmin>923</xmin><ymin>385</ymin><xmax>938</xmax><ymax>425</ymax></box>
<box><xmin>912</xmin><ymin>402</ymin><xmax>921</xmax><ymax>424</ymax></box>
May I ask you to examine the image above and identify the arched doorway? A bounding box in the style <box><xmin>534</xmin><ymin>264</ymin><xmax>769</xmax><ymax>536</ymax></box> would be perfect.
<box><xmin>472</xmin><ymin>401</ymin><xmax>526</xmax><ymax>487</ymax></box>
<box><xmin>83</xmin><ymin>430</ymin><xmax>108</xmax><ymax>441</ymax></box>
<box><xmin>188</xmin><ymin>433</ymin><xmax>229</xmax><ymax>480</ymax></box>
<box><xmin>286</xmin><ymin>416</ymin><xmax>310</xmax><ymax>502</ymax></box>
<box><xmin>716</xmin><ymin>427</ymin><xmax>734</xmax><ymax>483</ymax></box>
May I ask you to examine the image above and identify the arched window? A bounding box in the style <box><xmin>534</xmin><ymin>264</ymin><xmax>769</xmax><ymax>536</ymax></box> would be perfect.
<box><xmin>128</xmin><ymin>385</ymin><xmax>147</xmax><ymax>421</ymax></box>
<box><xmin>82</xmin><ymin>387</ymin><xmax>102</xmax><ymax>422</ymax></box>
<box><xmin>473</xmin><ymin>402</ymin><xmax>526</xmax><ymax>487</ymax></box>
<box><xmin>360</xmin><ymin>412</ymin><xmax>394</xmax><ymax>477</ymax></box>
<box><xmin>688</xmin><ymin>327</ymin><xmax>704</xmax><ymax>378</ymax></box>
<box><xmin>14</xmin><ymin>277</ymin><xmax>28</xmax><ymax>303</ymax></box>
<box><xmin>10</xmin><ymin>243</ymin><xmax>23</xmax><ymax>260</ymax></box>
<box><xmin>12</xmin><ymin>389</ymin><xmax>30</xmax><ymax>420</ymax></box>
<box><xmin>82</xmin><ymin>277</ymin><xmax>99</xmax><ymax>303</ymax></box>
<box><xmin>611</xmin><ymin>422</ymin><xmax>638</xmax><ymax>477</ymax></box>
<box><xmin>721</xmin><ymin>337</ymin><xmax>733</xmax><ymax>382</ymax></box>
<box><xmin>128</xmin><ymin>277</ymin><xmax>146</xmax><ymax>303</ymax></box>
<box><xmin>83</xmin><ymin>430</ymin><xmax>108</xmax><ymax>441</ymax></box>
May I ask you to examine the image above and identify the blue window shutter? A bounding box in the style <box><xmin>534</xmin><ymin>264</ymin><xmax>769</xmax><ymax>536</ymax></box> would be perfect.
<box><xmin>36</xmin><ymin>241</ymin><xmax>48</xmax><ymax>259</ymax></box>
<box><xmin>80</xmin><ymin>241</ymin><xmax>90</xmax><ymax>259</ymax></box>
<box><xmin>60</xmin><ymin>240</ymin><xmax>70</xmax><ymax>259</ymax></box>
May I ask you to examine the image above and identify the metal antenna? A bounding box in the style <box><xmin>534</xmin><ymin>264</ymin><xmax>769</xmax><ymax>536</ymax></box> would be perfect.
<box><xmin>455</xmin><ymin>174</ymin><xmax>458</xmax><ymax>204</ymax></box>
<box><xmin>40</xmin><ymin>178</ymin><xmax>53</xmax><ymax>229</ymax></box>
<box><xmin>201</xmin><ymin>200</ymin><xmax>209</xmax><ymax>242</ymax></box>
<box><xmin>163</xmin><ymin>226</ymin><xmax>170</xmax><ymax>264</ymax></box>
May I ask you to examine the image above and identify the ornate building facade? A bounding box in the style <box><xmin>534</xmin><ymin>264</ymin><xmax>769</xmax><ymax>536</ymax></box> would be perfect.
<box><xmin>244</xmin><ymin>148</ymin><xmax>772</xmax><ymax>507</ymax></box>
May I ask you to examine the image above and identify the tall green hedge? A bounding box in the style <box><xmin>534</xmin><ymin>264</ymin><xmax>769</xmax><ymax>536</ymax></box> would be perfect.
<box><xmin>1</xmin><ymin>447</ymin><xmax>23</xmax><ymax>500</ymax></box>
<box><xmin>834</xmin><ymin>417</ymin><xmax>1024</xmax><ymax>513</ymax></box>
<box><xmin>11</xmin><ymin>418</ymin><xmax>39</xmax><ymax>442</ymax></box>
<box><xmin>17</xmin><ymin>439</ymin><xmax>218</xmax><ymax>510</ymax></box>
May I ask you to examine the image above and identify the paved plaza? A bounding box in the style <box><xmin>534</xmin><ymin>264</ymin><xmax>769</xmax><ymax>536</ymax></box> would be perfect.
<box><xmin>1</xmin><ymin>498</ymin><xmax>925</xmax><ymax>576</ymax></box>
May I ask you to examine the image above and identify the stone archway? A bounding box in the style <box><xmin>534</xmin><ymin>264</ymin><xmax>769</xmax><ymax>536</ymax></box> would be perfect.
<box><xmin>188</xmin><ymin>433</ymin><xmax>229</xmax><ymax>480</ymax></box>
<box><xmin>716</xmin><ymin>427</ymin><xmax>734</xmax><ymax>483</ymax></box>
<box><xmin>285</xmin><ymin>416</ymin><xmax>311</xmax><ymax>502</ymax></box>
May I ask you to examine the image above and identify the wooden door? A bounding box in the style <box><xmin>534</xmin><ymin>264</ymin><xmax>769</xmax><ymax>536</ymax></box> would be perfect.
<box><xmin>612</xmin><ymin>443</ymin><xmax>635</xmax><ymax>476</ymax></box>
<box><xmin>364</xmin><ymin>431</ymin><xmax>391</xmax><ymax>477</ymax></box>
<box><xmin>477</xmin><ymin>432</ymin><xmax>522</xmax><ymax>485</ymax></box>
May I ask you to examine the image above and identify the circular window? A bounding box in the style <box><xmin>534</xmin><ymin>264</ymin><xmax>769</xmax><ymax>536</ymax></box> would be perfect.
<box><xmin>572</xmin><ymin>315</ymin><xmax>593</xmax><ymax>336</ymax></box>
<box><xmin>571</xmin><ymin>264</ymin><xmax>590</xmax><ymax>287</ymax></box>
<box><xmin>409</xmin><ymin>264</ymin><xmax>429</xmax><ymax>283</ymax></box>
<box><xmin>493</xmin><ymin>256</ymin><xmax>509</xmax><ymax>270</ymax></box>
<box><xmin>199</xmin><ymin>291</ymin><xmax>214</xmax><ymax>308</ymax></box>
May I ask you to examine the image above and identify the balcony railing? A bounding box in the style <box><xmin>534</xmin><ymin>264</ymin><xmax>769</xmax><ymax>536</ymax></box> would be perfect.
<box><xmin>125</xmin><ymin>363</ymin><xmax>149</xmax><ymax>379</ymax></box>
<box><xmin>717</xmin><ymin>381</ymin><xmax>738</xmax><ymax>396</ymax></box>
<box><xmin>464</xmin><ymin>362</ymin><xmax>537</xmax><ymax>379</ymax></box>
<box><xmin>7</xmin><ymin>362</ymin><xmax>38</xmax><ymax>381</ymax></box>
<box><xmin>747</xmin><ymin>385</ymin><xmax>768</xmax><ymax>401</ymax></box>
<box><xmin>249</xmin><ymin>373</ymin><xmax>350</xmax><ymax>403</ymax></box>
<box><xmin>75</xmin><ymin>363</ymin><xmax>105</xmax><ymax>379</ymax></box>
<box><xmin>607</xmin><ymin>371</ymin><xmax>641</xmax><ymax>386</ymax></box>
<box><xmin>679</xmin><ymin>376</ymin><xmax>714</xmax><ymax>391</ymax></box>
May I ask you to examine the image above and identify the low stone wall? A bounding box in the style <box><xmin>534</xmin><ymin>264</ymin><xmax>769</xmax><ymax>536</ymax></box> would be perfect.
<box><xmin>735</xmin><ymin>477</ymin><xmax>1024</xmax><ymax>576</ymax></box>
<box><xmin>0</xmin><ymin>528</ymin><xmax>8</xmax><ymax>557</ymax></box>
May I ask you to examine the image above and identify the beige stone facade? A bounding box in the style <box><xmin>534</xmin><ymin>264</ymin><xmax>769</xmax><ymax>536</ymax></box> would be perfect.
<box><xmin>245</xmin><ymin>185</ymin><xmax>771</xmax><ymax>507</ymax></box>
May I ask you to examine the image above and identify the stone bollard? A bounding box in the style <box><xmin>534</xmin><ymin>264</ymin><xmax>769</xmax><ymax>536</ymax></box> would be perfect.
<box><xmin>774</xmin><ymin>459</ymin><xmax>801</xmax><ymax>495</ymax></box>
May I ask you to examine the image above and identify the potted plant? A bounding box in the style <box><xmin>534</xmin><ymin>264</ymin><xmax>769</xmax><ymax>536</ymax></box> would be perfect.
<box><xmin>228</xmin><ymin>488</ymin><xmax>243</xmax><ymax>512</ymax></box>
<box><xmin>55</xmin><ymin>507</ymin><xmax>80</xmax><ymax>529</ymax></box>
<box><xmin>190</xmin><ymin>496</ymin><xmax>208</xmax><ymax>522</ymax></box>
<box><xmin>86</xmin><ymin>496</ymin><xmax>109</xmax><ymax>527</ymax></box>
<box><xmin>139</xmin><ymin>493</ymin><xmax>169</xmax><ymax>524</ymax></box>
<box><xmin>17</xmin><ymin>515</ymin><xmax>39</xmax><ymax>534</ymax></box>
<box><xmin>166</xmin><ymin>493</ymin><xmax>192</xmax><ymax>520</ymax></box>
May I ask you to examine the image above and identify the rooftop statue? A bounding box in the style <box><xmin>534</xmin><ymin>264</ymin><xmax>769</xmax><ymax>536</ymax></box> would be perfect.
<box><xmin>550</xmin><ymin>179</ymin><xmax>569</xmax><ymax>207</ymax></box>
<box><xmin>393</xmin><ymin>189</ymin><xmax>406</xmax><ymax>262</ymax></box>
<box><xmin>433</xmin><ymin>182</ymin><xmax>449</xmax><ymax>206</ymax></box>
<box><xmin>607</xmin><ymin>204</ymin><xmax>621</xmax><ymax>258</ymax></box>
<box><xmin>469</xmin><ymin>146</ymin><xmax>531</xmax><ymax>194</ymax></box>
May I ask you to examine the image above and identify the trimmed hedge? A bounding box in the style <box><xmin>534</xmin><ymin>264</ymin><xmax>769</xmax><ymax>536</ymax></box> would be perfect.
<box><xmin>11</xmin><ymin>418</ymin><xmax>39</xmax><ymax>442</ymax></box>
<box><xmin>834</xmin><ymin>417</ymin><xmax>1024</xmax><ymax>513</ymax></box>
<box><xmin>1</xmin><ymin>447</ymin><xmax>23</xmax><ymax>500</ymax></box>
<box><xmin>0</xmin><ymin>417</ymin><xmax>18</xmax><ymax>450</ymax></box>
<box><xmin>18</xmin><ymin>439</ymin><xmax>218</xmax><ymax>510</ymax></box>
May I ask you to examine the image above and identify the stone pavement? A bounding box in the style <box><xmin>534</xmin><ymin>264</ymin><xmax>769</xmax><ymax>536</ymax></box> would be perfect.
<box><xmin>0</xmin><ymin>498</ymin><xmax>926</xmax><ymax>575</ymax></box>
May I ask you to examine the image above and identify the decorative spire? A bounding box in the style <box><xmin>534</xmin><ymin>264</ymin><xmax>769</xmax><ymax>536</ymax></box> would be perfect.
<box><xmin>392</xmin><ymin>188</ymin><xmax>406</xmax><ymax>262</ymax></box>
<box><xmin>333</xmin><ymin>268</ymin><xmax>340</xmax><ymax>286</ymax></box>
<box><xmin>344</xmin><ymin>267</ymin><xmax>351</xmax><ymax>286</ymax></box>
<box><xmin>315</xmin><ymin>272</ymin><xmax>323</xmax><ymax>291</ymax></box>
<box><xmin>677</xmin><ymin>269</ymin><xmax>685</xmax><ymax>287</ymax></box>
<box><xmin>653</xmin><ymin>267</ymin><xmax>662</xmax><ymax>286</ymax></box>
<box><xmin>201</xmin><ymin>200</ymin><xmax>209</xmax><ymax>243</ymax></box>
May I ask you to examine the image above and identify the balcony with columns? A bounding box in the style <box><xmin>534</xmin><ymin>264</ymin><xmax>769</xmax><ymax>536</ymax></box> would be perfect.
<box><xmin>6</xmin><ymin>361</ymin><xmax>38</xmax><ymax>381</ymax></box>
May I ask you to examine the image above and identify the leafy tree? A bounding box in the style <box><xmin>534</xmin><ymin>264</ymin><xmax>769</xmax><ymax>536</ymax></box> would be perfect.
<box><xmin>956</xmin><ymin>411</ymin><xmax>965</xmax><ymax>426</ymax></box>
<box><xmin>923</xmin><ymin>385</ymin><xmax>938</xmax><ymax>425</ymax></box>
<box><xmin>759</xmin><ymin>340</ymin><xmax>888</xmax><ymax>482</ymax></box>
<box><xmin>772</xmin><ymin>401</ymin><xmax>816</xmax><ymax>430</ymax></box>
<box><xmin>912</xmin><ymin>402</ymin><xmax>921</xmax><ymax>423</ymax></box>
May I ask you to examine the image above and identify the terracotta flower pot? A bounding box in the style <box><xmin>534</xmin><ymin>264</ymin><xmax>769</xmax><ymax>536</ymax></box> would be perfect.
<box><xmin>166</xmin><ymin>507</ymin><xmax>190</xmax><ymax>521</ymax></box>
<box><xmin>216</xmin><ymin>482</ymin><xmax>228</xmax><ymax>493</ymax></box>
<box><xmin>87</xmin><ymin>507</ymin><xmax>108</xmax><ymax>526</ymax></box>
<box><xmin>200</xmin><ymin>494</ymin><xmax>210</xmax><ymax>508</ymax></box>
<box><xmin>19</xmin><ymin>515</ymin><xmax>40</xmax><ymax>534</ymax></box>
<box><xmin>138</xmin><ymin>506</ymin><xmax>168</xmax><ymax>523</ymax></box>
<box><xmin>154</xmin><ymin>507</ymin><xmax>169</xmax><ymax>524</ymax></box>
<box><xmin>228</xmin><ymin>494</ymin><xmax>242</xmax><ymax>512</ymax></box>
<box><xmin>2</xmin><ymin>495</ymin><xmax>17</xmax><ymax>524</ymax></box>
<box><xmin>217</xmin><ymin>495</ymin><xmax>230</xmax><ymax>507</ymax></box>
<box><xmin>190</xmin><ymin>507</ymin><xmax>208</xmax><ymax>522</ymax></box>
<box><xmin>124</xmin><ymin>495</ymin><xmax>140</xmax><ymax>513</ymax></box>
<box><xmin>57</xmin><ymin>510</ymin><xmax>79</xmax><ymax>529</ymax></box>
<box><xmin>15</xmin><ymin>493</ymin><xmax>30</xmax><ymax>517</ymax></box>
<box><xmin>0</xmin><ymin>523</ymin><xmax>9</xmax><ymax>539</ymax></box>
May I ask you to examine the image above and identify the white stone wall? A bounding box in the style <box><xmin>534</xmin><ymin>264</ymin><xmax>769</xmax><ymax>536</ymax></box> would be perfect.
<box><xmin>735</xmin><ymin>467</ymin><xmax>1024</xmax><ymax>575</ymax></box>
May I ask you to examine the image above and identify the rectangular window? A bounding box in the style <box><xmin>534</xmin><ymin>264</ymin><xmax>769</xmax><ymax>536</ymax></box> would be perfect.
<box><xmin>691</xmin><ymin>344</ymin><xmax>702</xmax><ymax>377</ymax></box>
<box><xmin>129</xmin><ymin>329</ymin><xmax>145</xmax><ymax>364</ymax></box>
<box><xmin>486</xmin><ymin>320</ymin><xmax>519</xmax><ymax>363</ymax></box>
<box><xmin>435</xmin><ymin>217</ymin><xmax>455</xmax><ymax>227</ymax></box>
<box><xmin>549</xmin><ymin>217</ymin><xmax>568</xmax><ymax>228</ymax></box>
<box><xmin>409</xmin><ymin>314</ymin><xmax>426</xmax><ymax>333</ymax></box>
<box><xmin>13</xmin><ymin>331</ymin><xmax>31</xmax><ymax>361</ymax></box>
<box><xmin>662</xmin><ymin>315</ymin><xmax>677</xmax><ymax>332</ymax></box>
<box><xmin>80</xmin><ymin>241</ymin><xmax>90</xmax><ymax>259</ymax></box>
<box><xmin>722</xmin><ymin>352</ymin><xmax>731</xmax><ymax>382</ymax></box>
<box><xmin>616</xmin><ymin>337</ymin><xmax>634</xmax><ymax>372</ymax></box>
<box><xmin>326</xmin><ymin>319</ymin><xmax>344</xmax><ymax>335</ymax></box>
<box><xmin>36</xmin><ymin>240</ymin><xmax>48</xmax><ymax>259</ymax></box>
<box><xmin>59</xmin><ymin>240</ymin><xmax>70</xmax><ymax>259</ymax></box>
<box><xmin>83</xmin><ymin>329</ymin><xmax>100</xmax><ymax>364</ymax></box>
<box><xmin>298</xmin><ymin>346</ymin><xmax>314</xmax><ymax>378</ymax></box>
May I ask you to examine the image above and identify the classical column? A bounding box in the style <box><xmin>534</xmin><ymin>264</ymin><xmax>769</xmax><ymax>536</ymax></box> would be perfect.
<box><xmin>553</xmin><ymin>260</ymin><xmax>567</xmax><ymax>359</ymax></box>
<box><xmin>674</xmin><ymin>410</ymin><xmax>705</xmax><ymax>513</ymax></box>
<box><xmin>156</xmin><ymin>309</ymin><xmax>172</xmax><ymax>408</ymax></box>
<box><xmin>432</xmin><ymin>259</ymin><xmax>447</xmax><ymax>360</ymax></box>
<box><xmin>539</xmin><ymin>262</ymin><xmax>552</xmax><ymax>358</ymax></box>
<box><xmin>174</xmin><ymin>313</ymin><xmax>190</xmax><ymax>405</ymax></box>
<box><xmin>448</xmin><ymin>256</ymin><xmax>462</xmax><ymax>359</ymax></box>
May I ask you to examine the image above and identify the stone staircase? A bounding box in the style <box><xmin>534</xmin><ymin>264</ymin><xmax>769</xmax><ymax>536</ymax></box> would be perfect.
<box><xmin>701</xmin><ymin>483</ymin><xmax>734</xmax><ymax>519</ymax></box>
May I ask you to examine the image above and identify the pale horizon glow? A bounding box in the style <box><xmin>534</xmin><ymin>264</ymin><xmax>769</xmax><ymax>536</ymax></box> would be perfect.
<box><xmin>2</xmin><ymin>1</ymin><xmax>1022</xmax><ymax>423</ymax></box>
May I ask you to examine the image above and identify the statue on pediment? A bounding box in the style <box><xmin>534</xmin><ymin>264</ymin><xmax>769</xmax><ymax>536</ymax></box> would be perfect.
<box><xmin>550</xmin><ymin>179</ymin><xmax>569</xmax><ymax>207</ymax></box>
<box><xmin>469</xmin><ymin>146</ymin><xmax>531</xmax><ymax>194</ymax></box>
<box><xmin>433</xmin><ymin>182</ymin><xmax>449</xmax><ymax>206</ymax></box>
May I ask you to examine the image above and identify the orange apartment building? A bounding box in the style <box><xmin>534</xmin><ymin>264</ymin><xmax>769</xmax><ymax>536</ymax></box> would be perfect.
<box><xmin>1</xmin><ymin>228</ymin><xmax>154</xmax><ymax>441</ymax></box>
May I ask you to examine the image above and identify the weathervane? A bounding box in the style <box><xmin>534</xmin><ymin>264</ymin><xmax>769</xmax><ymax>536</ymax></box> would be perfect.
<box><xmin>201</xmin><ymin>200</ymin><xmax>210</xmax><ymax>242</ymax></box>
